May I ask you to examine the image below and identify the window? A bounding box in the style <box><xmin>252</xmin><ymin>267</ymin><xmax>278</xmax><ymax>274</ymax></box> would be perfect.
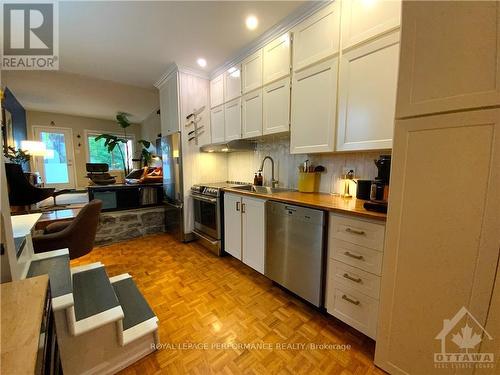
<box><xmin>86</xmin><ymin>132</ymin><xmax>134</xmax><ymax>171</ymax></box>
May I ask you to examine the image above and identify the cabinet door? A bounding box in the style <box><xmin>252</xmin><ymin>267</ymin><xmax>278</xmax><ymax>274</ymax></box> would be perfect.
<box><xmin>224</xmin><ymin>98</ymin><xmax>241</xmax><ymax>141</ymax></box>
<box><xmin>210</xmin><ymin>73</ymin><xmax>224</xmax><ymax>108</ymax></box>
<box><xmin>241</xmin><ymin>197</ymin><xmax>266</xmax><ymax>274</ymax></box>
<box><xmin>341</xmin><ymin>0</ymin><xmax>401</xmax><ymax>50</ymax></box>
<box><xmin>292</xmin><ymin>2</ymin><xmax>340</xmax><ymax>72</ymax></box>
<box><xmin>396</xmin><ymin>1</ymin><xmax>500</xmax><ymax>118</ymax></box>
<box><xmin>263</xmin><ymin>33</ymin><xmax>291</xmax><ymax>84</ymax></box>
<box><xmin>291</xmin><ymin>58</ymin><xmax>338</xmax><ymax>154</ymax></box>
<box><xmin>224</xmin><ymin>66</ymin><xmax>241</xmax><ymax>102</ymax></box>
<box><xmin>210</xmin><ymin>105</ymin><xmax>225</xmax><ymax>143</ymax></box>
<box><xmin>375</xmin><ymin>109</ymin><xmax>500</xmax><ymax>375</ymax></box>
<box><xmin>241</xmin><ymin>89</ymin><xmax>263</xmax><ymax>139</ymax></box>
<box><xmin>159</xmin><ymin>73</ymin><xmax>179</xmax><ymax>136</ymax></box>
<box><xmin>263</xmin><ymin>77</ymin><xmax>290</xmax><ymax>135</ymax></box>
<box><xmin>224</xmin><ymin>194</ymin><xmax>242</xmax><ymax>260</ymax></box>
<box><xmin>336</xmin><ymin>31</ymin><xmax>400</xmax><ymax>151</ymax></box>
<box><xmin>242</xmin><ymin>49</ymin><xmax>263</xmax><ymax>93</ymax></box>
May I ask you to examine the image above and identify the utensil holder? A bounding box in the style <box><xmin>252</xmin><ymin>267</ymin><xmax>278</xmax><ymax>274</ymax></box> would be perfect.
<box><xmin>298</xmin><ymin>172</ymin><xmax>318</xmax><ymax>193</ymax></box>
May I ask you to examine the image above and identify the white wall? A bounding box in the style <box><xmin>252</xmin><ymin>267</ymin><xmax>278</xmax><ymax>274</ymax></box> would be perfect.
<box><xmin>27</xmin><ymin>111</ymin><xmax>142</xmax><ymax>188</ymax></box>
<box><xmin>227</xmin><ymin>134</ymin><xmax>386</xmax><ymax>194</ymax></box>
<box><xmin>140</xmin><ymin>109</ymin><xmax>161</xmax><ymax>151</ymax></box>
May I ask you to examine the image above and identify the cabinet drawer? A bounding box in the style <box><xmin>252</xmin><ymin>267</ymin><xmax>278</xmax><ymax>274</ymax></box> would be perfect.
<box><xmin>330</xmin><ymin>238</ymin><xmax>383</xmax><ymax>275</ymax></box>
<box><xmin>328</xmin><ymin>259</ymin><xmax>380</xmax><ymax>299</ymax></box>
<box><xmin>326</xmin><ymin>284</ymin><xmax>379</xmax><ymax>339</ymax></box>
<box><xmin>330</xmin><ymin>214</ymin><xmax>385</xmax><ymax>251</ymax></box>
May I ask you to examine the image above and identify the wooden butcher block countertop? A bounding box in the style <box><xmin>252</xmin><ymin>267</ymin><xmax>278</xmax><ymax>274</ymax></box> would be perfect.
<box><xmin>1</xmin><ymin>275</ymin><xmax>49</xmax><ymax>375</ymax></box>
<box><xmin>224</xmin><ymin>188</ymin><xmax>387</xmax><ymax>221</ymax></box>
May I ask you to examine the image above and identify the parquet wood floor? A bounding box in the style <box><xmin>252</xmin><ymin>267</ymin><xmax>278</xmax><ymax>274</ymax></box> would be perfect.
<box><xmin>71</xmin><ymin>233</ymin><xmax>385</xmax><ymax>375</ymax></box>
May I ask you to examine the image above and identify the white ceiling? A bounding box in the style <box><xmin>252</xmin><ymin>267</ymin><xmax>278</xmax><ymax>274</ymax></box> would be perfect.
<box><xmin>58</xmin><ymin>1</ymin><xmax>306</xmax><ymax>87</ymax></box>
<box><xmin>2</xmin><ymin>1</ymin><xmax>306</xmax><ymax>122</ymax></box>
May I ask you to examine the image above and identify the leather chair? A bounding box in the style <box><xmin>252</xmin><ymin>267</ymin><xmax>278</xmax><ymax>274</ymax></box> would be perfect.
<box><xmin>5</xmin><ymin>162</ymin><xmax>70</xmax><ymax>211</ymax></box>
<box><xmin>32</xmin><ymin>199</ymin><xmax>103</xmax><ymax>259</ymax></box>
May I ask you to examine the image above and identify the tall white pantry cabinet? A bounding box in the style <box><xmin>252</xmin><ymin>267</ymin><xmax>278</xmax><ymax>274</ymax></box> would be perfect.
<box><xmin>375</xmin><ymin>2</ymin><xmax>500</xmax><ymax>375</ymax></box>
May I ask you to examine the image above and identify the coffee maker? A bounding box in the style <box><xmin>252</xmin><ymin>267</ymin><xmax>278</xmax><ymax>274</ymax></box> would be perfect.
<box><xmin>364</xmin><ymin>155</ymin><xmax>391</xmax><ymax>213</ymax></box>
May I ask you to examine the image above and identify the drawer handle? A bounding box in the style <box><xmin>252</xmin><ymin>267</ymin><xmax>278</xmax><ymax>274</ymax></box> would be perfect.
<box><xmin>236</xmin><ymin>201</ymin><xmax>240</xmax><ymax>211</ymax></box>
<box><xmin>344</xmin><ymin>251</ymin><xmax>364</xmax><ymax>260</ymax></box>
<box><xmin>343</xmin><ymin>273</ymin><xmax>362</xmax><ymax>283</ymax></box>
<box><xmin>345</xmin><ymin>227</ymin><xmax>365</xmax><ymax>235</ymax></box>
<box><xmin>242</xmin><ymin>203</ymin><xmax>246</xmax><ymax>213</ymax></box>
<box><xmin>342</xmin><ymin>295</ymin><xmax>360</xmax><ymax>306</ymax></box>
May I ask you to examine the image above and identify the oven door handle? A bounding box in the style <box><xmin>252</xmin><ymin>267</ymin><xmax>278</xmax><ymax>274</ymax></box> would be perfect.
<box><xmin>193</xmin><ymin>230</ymin><xmax>219</xmax><ymax>245</ymax></box>
<box><xmin>191</xmin><ymin>194</ymin><xmax>217</xmax><ymax>204</ymax></box>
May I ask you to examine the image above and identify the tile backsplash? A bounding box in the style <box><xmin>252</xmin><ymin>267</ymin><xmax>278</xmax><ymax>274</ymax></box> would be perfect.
<box><xmin>226</xmin><ymin>134</ymin><xmax>388</xmax><ymax>194</ymax></box>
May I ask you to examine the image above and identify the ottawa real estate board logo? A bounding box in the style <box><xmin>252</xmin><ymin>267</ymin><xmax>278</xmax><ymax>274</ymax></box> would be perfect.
<box><xmin>434</xmin><ymin>306</ymin><xmax>494</xmax><ymax>369</ymax></box>
<box><xmin>1</xmin><ymin>1</ymin><xmax>59</xmax><ymax>70</ymax></box>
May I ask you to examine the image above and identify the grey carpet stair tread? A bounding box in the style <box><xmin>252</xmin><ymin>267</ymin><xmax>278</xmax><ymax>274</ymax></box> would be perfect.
<box><xmin>73</xmin><ymin>267</ymin><xmax>120</xmax><ymax>321</ymax></box>
<box><xmin>112</xmin><ymin>278</ymin><xmax>156</xmax><ymax>331</ymax></box>
<box><xmin>28</xmin><ymin>255</ymin><xmax>72</xmax><ymax>298</ymax></box>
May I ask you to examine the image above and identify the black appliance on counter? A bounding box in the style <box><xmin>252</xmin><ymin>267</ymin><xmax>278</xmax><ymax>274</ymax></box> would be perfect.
<box><xmin>364</xmin><ymin>155</ymin><xmax>391</xmax><ymax>213</ymax></box>
<box><xmin>190</xmin><ymin>181</ymin><xmax>250</xmax><ymax>256</ymax></box>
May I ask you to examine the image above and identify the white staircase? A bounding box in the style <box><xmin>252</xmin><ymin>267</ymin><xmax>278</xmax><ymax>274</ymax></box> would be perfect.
<box><xmin>29</xmin><ymin>256</ymin><xmax>159</xmax><ymax>375</ymax></box>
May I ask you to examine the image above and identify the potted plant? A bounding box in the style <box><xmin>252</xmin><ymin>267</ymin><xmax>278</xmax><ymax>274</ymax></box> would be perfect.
<box><xmin>6</xmin><ymin>146</ymin><xmax>31</xmax><ymax>169</ymax></box>
<box><xmin>94</xmin><ymin>112</ymin><xmax>133</xmax><ymax>177</ymax></box>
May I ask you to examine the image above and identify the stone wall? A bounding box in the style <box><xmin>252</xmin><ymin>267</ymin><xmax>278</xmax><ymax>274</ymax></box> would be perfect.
<box><xmin>95</xmin><ymin>206</ymin><xmax>165</xmax><ymax>246</ymax></box>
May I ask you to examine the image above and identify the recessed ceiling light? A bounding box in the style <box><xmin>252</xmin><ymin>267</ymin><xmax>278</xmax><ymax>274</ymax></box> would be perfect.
<box><xmin>197</xmin><ymin>58</ymin><xmax>207</xmax><ymax>68</ymax></box>
<box><xmin>246</xmin><ymin>15</ymin><xmax>258</xmax><ymax>30</ymax></box>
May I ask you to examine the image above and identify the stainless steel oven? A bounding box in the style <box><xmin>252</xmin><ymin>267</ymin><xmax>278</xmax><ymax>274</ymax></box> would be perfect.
<box><xmin>191</xmin><ymin>182</ymin><xmax>250</xmax><ymax>256</ymax></box>
<box><xmin>192</xmin><ymin>192</ymin><xmax>220</xmax><ymax>241</ymax></box>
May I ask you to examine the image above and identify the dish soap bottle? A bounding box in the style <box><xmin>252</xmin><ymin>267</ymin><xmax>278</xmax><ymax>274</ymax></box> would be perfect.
<box><xmin>256</xmin><ymin>172</ymin><xmax>263</xmax><ymax>186</ymax></box>
<box><xmin>253</xmin><ymin>173</ymin><xmax>259</xmax><ymax>186</ymax></box>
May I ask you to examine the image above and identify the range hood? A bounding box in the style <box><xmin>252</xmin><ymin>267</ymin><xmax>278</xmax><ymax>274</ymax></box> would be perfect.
<box><xmin>200</xmin><ymin>139</ymin><xmax>256</xmax><ymax>153</ymax></box>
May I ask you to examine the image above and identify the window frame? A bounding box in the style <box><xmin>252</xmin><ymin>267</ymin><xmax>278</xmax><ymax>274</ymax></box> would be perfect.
<box><xmin>84</xmin><ymin>129</ymin><xmax>135</xmax><ymax>172</ymax></box>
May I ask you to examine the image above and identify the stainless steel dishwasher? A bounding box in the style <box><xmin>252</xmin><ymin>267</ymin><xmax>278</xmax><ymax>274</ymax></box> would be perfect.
<box><xmin>265</xmin><ymin>201</ymin><xmax>326</xmax><ymax>307</ymax></box>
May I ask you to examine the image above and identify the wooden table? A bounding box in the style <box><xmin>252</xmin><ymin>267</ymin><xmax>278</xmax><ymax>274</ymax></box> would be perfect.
<box><xmin>1</xmin><ymin>275</ymin><xmax>49</xmax><ymax>375</ymax></box>
<box><xmin>35</xmin><ymin>208</ymin><xmax>80</xmax><ymax>231</ymax></box>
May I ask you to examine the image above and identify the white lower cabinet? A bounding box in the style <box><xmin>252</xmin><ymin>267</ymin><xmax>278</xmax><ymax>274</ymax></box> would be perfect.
<box><xmin>326</xmin><ymin>213</ymin><xmax>385</xmax><ymax>339</ymax></box>
<box><xmin>223</xmin><ymin>194</ymin><xmax>266</xmax><ymax>274</ymax></box>
<box><xmin>224</xmin><ymin>193</ymin><xmax>242</xmax><ymax>259</ymax></box>
<box><xmin>241</xmin><ymin>197</ymin><xmax>266</xmax><ymax>274</ymax></box>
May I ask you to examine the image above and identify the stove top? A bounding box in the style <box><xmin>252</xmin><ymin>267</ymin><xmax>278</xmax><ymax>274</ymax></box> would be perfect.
<box><xmin>191</xmin><ymin>181</ymin><xmax>250</xmax><ymax>197</ymax></box>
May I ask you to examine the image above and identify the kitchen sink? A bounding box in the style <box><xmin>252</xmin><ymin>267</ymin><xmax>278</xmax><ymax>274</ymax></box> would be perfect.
<box><xmin>232</xmin><ymin>185</ymin><xmax>294</xmax><ymax>194</ymax></box>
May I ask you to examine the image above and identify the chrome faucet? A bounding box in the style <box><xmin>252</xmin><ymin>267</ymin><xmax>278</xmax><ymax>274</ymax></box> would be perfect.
<box><xmin>259</xmin><ymin>156</ymin><xmax>278</xmax><ymax>188</ymax></box>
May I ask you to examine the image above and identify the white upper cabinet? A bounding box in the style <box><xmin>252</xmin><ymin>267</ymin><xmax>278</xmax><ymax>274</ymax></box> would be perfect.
<box><xmin>291</xmin><ymin>58</ymin><xmax>338</xmax><ymax>154</ymax></box>
<box><xmin>263</xmin><ymin>77</ymin><xmax>290</xmax><ymax>135</ymax></box>
<box><xmin>292</xmin><ymin>2</ymin><xmax>340</xmax><ymax>72</ymax></box>
<box><xmin>242</xmin><ymin>89</ymin><xmax>263</xmax><ymax>139</ymax></box>
<box><xmin>224</xmin><ymin>98</ymin><xmax>241</xmax><ymax>141</ymax></box>
<box><xmin>224</xmin><ymin>66</ymin><xmax>241</xmax><ymax>102</ymax></box>
<box><xmin>341</xmin><ymin>0</ymin><xmax>401</xmax><ymax>50</ymax></box>
<box><xmin>242</xmin><ymin>49</ymin><xmax>263</xmax><ymax>93</ymax></box>
<box><xmin>210</xmin><ymin>105</ymin><xmax>225</xmax><ymax>144</ymax></box>
<box><xmin>396</xmin><ymin>1</ymin><xmax>500</xmax><ymax>118</ymax></box>
<box><xmin>336</xmin><ymin>31</ymin><xmax>400</xmax><ymax>151</ymax></box>
<box><xmin>263</xmin><ymin>34</ymin><xmax>291</xmax><ymax>85</ymax></box>
<box><xmin>159</xmin><ymin>72</ymin><xmax>180</xmax><ymax>136</ymax></box>
<box><xmin>210</xmin><ymin>73</ymin><xmax>224</xmax><ymax>108</ymax></box>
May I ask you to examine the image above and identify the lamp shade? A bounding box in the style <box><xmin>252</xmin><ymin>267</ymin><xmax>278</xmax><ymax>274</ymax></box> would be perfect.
<box><xmin>20</xmin><ymin>140</ymin><xmax>47</xmax><ymax>156</ymax></box>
